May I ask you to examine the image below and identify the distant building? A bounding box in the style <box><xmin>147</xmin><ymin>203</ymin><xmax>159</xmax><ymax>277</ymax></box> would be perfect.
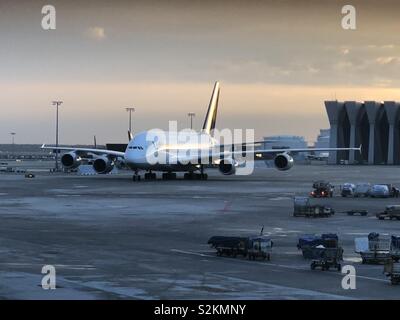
<box><xmin>314</xmin><ymin>129</ymin><xmax>330</xmax><ymax>158</ymax></box>
<box><xmin>325</xmin><ymin>101</ymin><xmax>400</xmax><ymax>165</ymax></box>
<box><xmin>262</xmin><ymin>135</ymin><xmax>308</xmax><ymax>161</ymax></box>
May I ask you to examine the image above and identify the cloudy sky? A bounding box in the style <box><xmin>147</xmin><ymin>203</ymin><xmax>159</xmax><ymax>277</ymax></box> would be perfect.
<box><xmin>1</xmin><ymin>0</ymin><xmax>400</xmax><ymax>144</ymax></box>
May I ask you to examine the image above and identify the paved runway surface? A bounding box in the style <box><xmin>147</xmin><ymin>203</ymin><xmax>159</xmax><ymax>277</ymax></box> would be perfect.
<box><xmin>1</xmin><ymin>164</ymin><xmax>400</xmax><ymax>299</ymax></box>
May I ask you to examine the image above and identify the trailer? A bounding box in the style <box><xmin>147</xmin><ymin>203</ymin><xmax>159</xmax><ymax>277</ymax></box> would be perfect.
<box><xmin>208</xmin><ymin>235</ymin><xmax>273</xmax><ymax>260</ymax></box>
<box><xmin>355</xmin><ymin>234</ymin><xmax>391</xmax><ymax>264</ymax></box>
<box><xmin>376</xmin><ymin>205</ymin><xmax>400</xmax><ymax>220</ymax></box>
<box><xmin>293</xmin><ymin>197</ymin><xmax>334</xmax><ymax>218</ymax></box>
<box><xmin>298</xmin><ymin>234</ymin><xmax>340</xmax><ymax>259</ymax></box>
<box><xmin>345</xmin><ymin>209</ymin><xmax>368</xmax><ymax>216</ymax></box>
<box><xmin>384</xmin><ymin>260</ymin><xmax>400</xmax><ymax>285</ymax></box>
<box><xmin>390</xmin><ymin>235</ymin><xmax>400</xmax><ymax>262</ymax></box>
<box><xmin>310</xmin><ymin>247</ymin><xmax>343</xmax><ymax>271</ymax></box>
<box><xmin>207</xmin><ymin>236</ymin><xmax>248</xmax><ymax>257</ymax></box>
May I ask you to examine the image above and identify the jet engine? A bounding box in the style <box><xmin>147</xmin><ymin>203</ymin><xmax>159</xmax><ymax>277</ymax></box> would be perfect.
<box><xmin>61</xmin><ymin>152</ymin><xmax>82</xmax><ymax>169</ymax></box>
<box><xmin>93</xmin><ymin>156</ymin><xmax>114</xmax><ymax>174</ymax></box>
<box><xmin>274</xmin><ymin>153</ymin><xmax>294</xmax><ymax>171</ymax></box>
<box><xmin>218</xmin><ymin>158</ymin><xmax>236</xmax><ymax>175</ymax></box>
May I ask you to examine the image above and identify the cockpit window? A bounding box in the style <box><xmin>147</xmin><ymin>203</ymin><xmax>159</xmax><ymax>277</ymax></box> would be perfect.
<box><xmin>129</xmin><ymin>146</ymin><xmax>144</xmax><ymax>150</ymax></box>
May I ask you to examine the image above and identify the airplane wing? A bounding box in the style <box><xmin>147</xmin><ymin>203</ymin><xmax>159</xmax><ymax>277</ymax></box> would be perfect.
<box><xmin>175</xmin><ymin>146</ymin><xmax>361</xmax><ymax>164</ymax></box>
<box><xmin>41</xmin><ymin>144</ymin><xmax>125</xmax><ymax>158</ymax></box>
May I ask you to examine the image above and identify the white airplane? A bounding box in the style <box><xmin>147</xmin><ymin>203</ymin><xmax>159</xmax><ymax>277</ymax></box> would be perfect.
<box><xmin>42</xmin><ymin>82</ymin><xmax>360</xmax><ymax>181</ymax></box>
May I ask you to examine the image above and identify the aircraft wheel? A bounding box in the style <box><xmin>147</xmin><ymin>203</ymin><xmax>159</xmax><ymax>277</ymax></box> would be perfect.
<box><xmin>184</xmin><ymin>173</ymin><xmax>194</xmax><ymax>180</ymax></box>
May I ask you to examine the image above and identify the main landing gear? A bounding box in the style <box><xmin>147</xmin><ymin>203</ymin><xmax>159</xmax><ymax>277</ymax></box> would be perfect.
<box><xmin>133</xmin><ymin>171</ymin><xmax>157</xmax><ymax>181</ymax></box>
<box><xmin>183</xmin><ymin>171</ymin><xmax>208</xmax><ymax>180</ymax></box>
<box><xmin>132</xmin><ymin>169</ymin><xmax>208</xmax><ymax>181</ymax></box>
<box><xmin>144</xmin><ymin>172</ymin><xmax>157</xmax><ymax>180</ymax></box>
<box><xmin>162</xmin><ymin>172</ymin><xmax>177</xmax><ymax>180</ymax></box>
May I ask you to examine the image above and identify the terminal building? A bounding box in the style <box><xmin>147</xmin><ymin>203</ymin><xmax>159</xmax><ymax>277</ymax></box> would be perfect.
<box><xmin>325</xmin><ymin>101</ymin><xmax>400</xmax><ymax>165</ymax></box>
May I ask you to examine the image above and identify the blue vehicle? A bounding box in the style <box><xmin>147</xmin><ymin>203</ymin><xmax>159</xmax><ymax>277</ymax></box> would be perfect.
<box><xmin>370</xmin><ymin>184</ymin><xmax>390</xmax><ymax>198</ymax></box>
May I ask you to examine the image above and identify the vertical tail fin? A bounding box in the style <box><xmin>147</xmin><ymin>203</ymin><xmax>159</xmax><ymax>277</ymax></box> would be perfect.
<box><xmin>202</xmin><ymin>81</ymin><xmax>220</xmax><ymax>134</ymax></box>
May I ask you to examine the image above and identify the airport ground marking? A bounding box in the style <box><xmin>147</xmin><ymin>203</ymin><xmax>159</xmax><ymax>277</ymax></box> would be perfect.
<box><xmin>170</xmin><ymin>249</ymin><xmax>388</xmax><ymax>284</ymax></box>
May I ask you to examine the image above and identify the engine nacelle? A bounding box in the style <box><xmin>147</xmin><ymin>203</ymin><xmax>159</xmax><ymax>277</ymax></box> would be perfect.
<box><xmin>274</xmin><ymin>153</ymin><xmax>294</xmax><ymax>171</ymax></box>
<box><xmin>218</xmin><ymin>159</ymin><xmax>236</xmax><ymax>175</ymax></box>
<box><xmin>61</xmin><ymin>152</ymin><xmax>82</xmax><ymax>169</ymax></box>
<box><xmin>93</xmin><ymin>157</ymin><xmax>114</xmax><ymax>174</ymax></box>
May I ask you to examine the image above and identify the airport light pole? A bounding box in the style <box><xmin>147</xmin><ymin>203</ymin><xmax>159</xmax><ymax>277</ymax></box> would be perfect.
<box><xmin>10</xmin><ymin>132</ymin><xmax>16</xmax><ymax>145</ymax></box>
<box><xmin>125</xmin><ymin>107</ymin><xmax>135</xmax><ymax>133</ymax></box>
<box><xmin>52</xmin><ymin>101</ymin><xmax>63</xmax><ymax>171</ymax></box>
<box><xmin>188</xmin><ymin>113</ymin><xmax>195</xmax><ymax>130</ymax></box>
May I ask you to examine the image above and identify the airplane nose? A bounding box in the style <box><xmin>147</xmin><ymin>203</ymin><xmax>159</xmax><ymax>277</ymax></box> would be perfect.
<box><xmin>125</xmin><ymin>149</ymin><xmax>146</xmax><ymax>164</ymax></box>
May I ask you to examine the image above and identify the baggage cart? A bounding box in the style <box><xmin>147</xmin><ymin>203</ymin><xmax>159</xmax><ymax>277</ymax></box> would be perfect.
<box><xmin>384</xmin><ymin>260</ymin><xmax>400</xmax><ymax>285</ymax></box>
<box><xmin>390</xmin><ymin>235</ymin><xmax>400</xmax><ymax>262</ymax></box>
<box><xmin>310</xmin><ymin>247</ymin><xmax>343</xmax><ymax>271</ymax></box>
<box><xmin>355</xmin><ymin>235</ymin><xmax>391</xmax><ymax>264</ymax></box>
<box><xmin>346</xmin><ymin>209</ymin><xmax>368</xmax><ymax>216</ymax></box>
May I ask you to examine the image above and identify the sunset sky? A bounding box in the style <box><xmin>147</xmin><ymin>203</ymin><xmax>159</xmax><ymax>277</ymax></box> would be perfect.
<box><xmin>1</xmin><ymin>0</ymin><xmax>400</xmax><ymax>144</ymax></box>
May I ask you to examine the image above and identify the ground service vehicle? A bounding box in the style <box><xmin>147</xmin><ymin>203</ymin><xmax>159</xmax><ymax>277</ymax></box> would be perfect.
<box><xmin>293</xmin><ymin>197</ymin><xmax>334</xmax><ymax>218</ymax></box>
<box><xmin>246</xmin><ymin>236</ymin><xmax>273</xmax><ymax>261</ymax></box>
<box><xmin>383</xmin><ymin>184</ymin><xmax>400</xmax><ymax>197</ymax></box>
<box><xmin>310</xmin><ymin>181</ymin><xmax>334</xmax><ymax>198</ymax></box>
<box><xmin>341</xmin><ymin>183</ymin><xmax>355</xmax><ymax>197</ymax></box>
<box><xmin>376</xmin><ymin>205</ymin><xmax>400</xmax><ymax>220</ymax></box>
<box><xmin>208</xmin><ymin>235</ymin><xmax>273</xmax><ymax>260</ymax></box>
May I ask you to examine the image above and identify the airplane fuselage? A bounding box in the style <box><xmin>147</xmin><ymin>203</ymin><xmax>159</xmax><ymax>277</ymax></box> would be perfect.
<box><xmin>124</xmin><ymin>131</ymin><xmax>218</xmax><ymax>172</ymax></box>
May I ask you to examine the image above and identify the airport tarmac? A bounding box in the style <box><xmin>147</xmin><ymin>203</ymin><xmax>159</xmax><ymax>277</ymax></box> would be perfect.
<box><xmin>1</xmin><ymin>164</ymin><xmax>400</xmax><ymax>299</ymax></box>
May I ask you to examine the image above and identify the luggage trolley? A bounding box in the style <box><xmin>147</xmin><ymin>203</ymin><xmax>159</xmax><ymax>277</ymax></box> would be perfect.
<box><xmin>384</xmin><ymin>260</ymin><xmax>400</xmax><ymax>285</ymax></box>
<box><xmin>310</xmin><ymin>247</ymin><xmax>343</xmax><ymax>271</ymax></box>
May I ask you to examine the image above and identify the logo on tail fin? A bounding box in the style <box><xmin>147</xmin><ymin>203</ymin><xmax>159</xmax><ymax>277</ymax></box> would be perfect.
<box><xmin>202</xmin><ymin>81</ymin><xmax>220</xmax><ymax>135</ymax></box>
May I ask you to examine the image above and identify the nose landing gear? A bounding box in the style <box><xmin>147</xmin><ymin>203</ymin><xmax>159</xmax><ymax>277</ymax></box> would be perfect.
<box><xmin>144</xmin><ymin>172</ymin><xmax>157</xmax><ymax>180</ymax></box>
